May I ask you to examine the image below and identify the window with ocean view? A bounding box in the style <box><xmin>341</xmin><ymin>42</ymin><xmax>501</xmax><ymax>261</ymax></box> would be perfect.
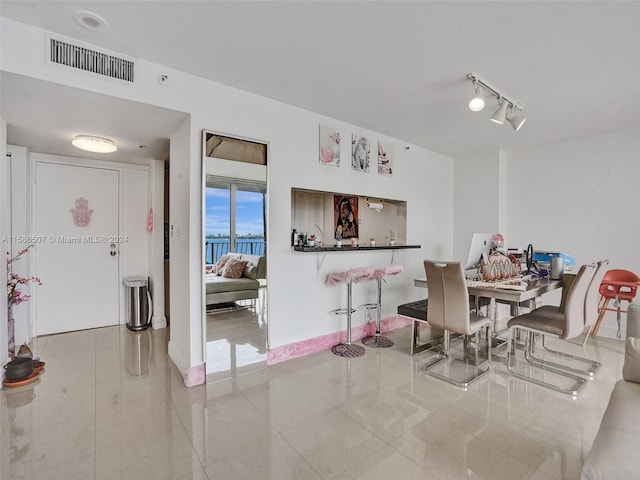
<box><xmin>205</xmin><ymin>179</ymin><xmax>266</xmax><ymax>264</ymax></box>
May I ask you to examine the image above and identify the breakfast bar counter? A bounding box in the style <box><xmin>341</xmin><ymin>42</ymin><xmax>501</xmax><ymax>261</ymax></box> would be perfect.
<box><xmin>293</xmin><ymin>244</ymin><xmax>421</xmax><ymax>252</ymax></box>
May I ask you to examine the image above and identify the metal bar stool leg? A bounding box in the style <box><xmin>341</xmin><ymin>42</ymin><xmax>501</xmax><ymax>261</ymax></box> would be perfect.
<box><xmin>332</xmin><ymin>281</ymin><xmax>366</xmax><ymax>357</ymax></box>
<box><xmin>362</xmin><ymin>277</ymin><xmax>394</xmax><ymax>348</ymax></box>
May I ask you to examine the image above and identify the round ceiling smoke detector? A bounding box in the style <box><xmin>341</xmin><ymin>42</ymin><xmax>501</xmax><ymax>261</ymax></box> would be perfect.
<box><xmin>74</xmin><ymin>10</ymin><xmax>109</xmax><ymax>31</ymax></box>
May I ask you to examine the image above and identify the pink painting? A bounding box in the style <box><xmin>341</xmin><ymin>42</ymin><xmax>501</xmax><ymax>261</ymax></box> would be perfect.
<box><xmin>319</xmin><ymin>124</ymin><xmax>341</xmax><ymax>166</ymax></box>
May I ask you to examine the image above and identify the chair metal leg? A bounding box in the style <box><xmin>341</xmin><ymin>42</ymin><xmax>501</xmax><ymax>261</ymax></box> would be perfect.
<box><xmin>425</xmin><ymin>328</ymin><xmax>490</xmax><ymax>389</ymax></box>
<box><xmin>581</xmin><ymin>324</ymin><xmax>593</xmax><ymax>348</ymax></box>
<box><xmin>506</xmin><ymin>328</ymin><xmax>588</xmax><ymax>396</ymax></box>
<box><xmin>409</xmin><ymin>319</ymin><xmax>445</xmax><ymax>355</ymax></box>
<box><xmin>537</xmin><ymin>335</ymin><xmax>600</xmax><ymax>377</ymax></box>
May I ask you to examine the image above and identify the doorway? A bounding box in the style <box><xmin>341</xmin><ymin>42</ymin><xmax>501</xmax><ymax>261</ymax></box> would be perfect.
<box><xmin>32</xmin><ymin>156</ymin><xmax>150</xmax><ymax>336</ymax></box>
<box><xmin>34</xmin><ymin>161</ymin><xmax>120</xmax><ymax>335</ymax></box>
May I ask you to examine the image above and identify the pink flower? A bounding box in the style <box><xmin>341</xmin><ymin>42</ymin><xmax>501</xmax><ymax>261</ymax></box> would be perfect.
<box><xmin>7</xmin><ymin>244</ymin><xmax>42</xmax><ymax>307</ymax></box>
<box><xmin>320</xmin><ymin>148</ymin><xmax>334</xmax><ymax>164</ymax></box>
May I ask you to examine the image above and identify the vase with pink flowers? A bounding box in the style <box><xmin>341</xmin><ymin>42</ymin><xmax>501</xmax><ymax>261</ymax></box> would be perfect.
<box><xmin>6</xmin><ymin>245</ymin><xmax>42</xmax><ymax>358</ymax></box>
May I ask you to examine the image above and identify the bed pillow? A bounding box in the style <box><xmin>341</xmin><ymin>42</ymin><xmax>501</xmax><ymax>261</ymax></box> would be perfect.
<box><xmin>221</xmin><ymin>258</ymin><xmax>249</xmax><ymax>279</ymax></box>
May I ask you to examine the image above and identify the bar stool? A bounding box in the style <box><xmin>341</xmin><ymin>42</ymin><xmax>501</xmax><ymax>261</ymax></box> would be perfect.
<box><xmin>362</xmin><ymin>265</ymin><xmax>404</xmax><ymax>348</ymax></box>
<box><xmin>326</xmin><ymin>267</ymin><xmax>375</xmax><ymax>357</ymax></box>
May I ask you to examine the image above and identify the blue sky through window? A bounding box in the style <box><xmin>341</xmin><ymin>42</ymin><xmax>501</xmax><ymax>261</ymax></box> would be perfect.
<box><xmin>205</xmin><ymin>187</ymin><xmax>264</xmax><ymax>237</ymax></box>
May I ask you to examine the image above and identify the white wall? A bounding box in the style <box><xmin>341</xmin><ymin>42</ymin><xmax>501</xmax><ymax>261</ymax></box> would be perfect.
<box><xmin>506</xmin><ymin>128</ymin><xmax>640</xmax><ymax>338</ymax></box>
<box><xmin>454</xmin><ymin>128</ymin><xmax>640</xmax><ymax>339</ymax></box>
<box><xmin>5</xmin><ymin>146</ymin><xmax>33</xmax><ymax>345</ymax></box>
<box><xmin>1</xmin><ymin>117</ymin><xmax>9</xmax><ymax>364</ymax></box>
<box><xmin>453</xmin><ymin>150</ymin><xmax>501</xmax><ymax>260</ymax></box>
<box><xmin>150</xmin><ymin>159</ymin><xmax>166</xmax><ymax>328</ymax></box>
<box><xmin>1</xmin><ymin>18</ymin><xmax>454</xmax><ymax>382</ymax></box>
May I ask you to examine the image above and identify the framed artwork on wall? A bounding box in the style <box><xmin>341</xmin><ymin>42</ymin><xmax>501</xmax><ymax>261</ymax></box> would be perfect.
<box><xmin>319</xmin><ymin>124</ymin><xmax>341</xmax><ymax>166</ymax></box>
<box><xmin>351</xmin><ymin>133</ymin><xmax>370</xmax><ymax>173</ymax></box>
<box><xmin>378</xmin><ymin>141</ymin><xmax>393</xmax><ymax>176</ymax></box>
<box><xmin>333</xmin><ymin>195</ymin><xmax>359</xmax><ymax>240</ymax></box>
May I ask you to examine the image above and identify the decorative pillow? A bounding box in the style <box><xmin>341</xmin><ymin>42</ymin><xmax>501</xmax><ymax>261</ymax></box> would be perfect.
<box><xmin>205</xmin><ymin>265</ymin><xmax>214</xmax><ymax>274</ymax></box>
<box><xmin>221</xmin><ymin>258</ymin><xmax>249</xmax><ymax>279</ymax></box>
<box><xmin>623</xmin><ymin>337</ymin><xmax>640</xmax><ymax>383</ymax></box>
<box><xmin>211</xmin><ymin>254</ymin><xmax>232</xmax><ymax>275</ymax></box>
<box><xmin>559</xmin><ymin>273</ymin><xmax>576</xmax><ymax>313</ymax></box>
<box><xmin>244</xmin><ymin>258</ymin><xmax>261</xmax><ymax>279</ymax></box>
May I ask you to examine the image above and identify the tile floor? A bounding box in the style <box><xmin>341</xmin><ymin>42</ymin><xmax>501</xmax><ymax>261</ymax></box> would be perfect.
<box><xmin>1</xmin><ymin>322</ymin><xmax>624</xmax><ymax>480</ymax></box>
<box><xmin>205</xmin><ymin>304</ymin><xmax>267</xmax><ymax>382</ymax></box>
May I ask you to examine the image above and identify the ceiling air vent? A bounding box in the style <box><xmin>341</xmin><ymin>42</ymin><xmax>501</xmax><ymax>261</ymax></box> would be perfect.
<box><xmin>49</xmin><ymin>38</ymin><xmax>134</xmax><ymax>83</ymax></box>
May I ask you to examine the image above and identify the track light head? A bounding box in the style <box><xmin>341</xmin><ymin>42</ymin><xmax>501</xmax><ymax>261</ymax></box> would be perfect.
<box><xmin>468</xmin><ymin>84</ymin><xmax>485</xmax><ymax>112</ymax></box>
<box><xmin>490</xmin><ymin>99</ymin><xmax>509</xmax><ymax>125</ymax></box>
<box><xmin>466</xmin><ymin>73</ymin><xmax>525</xmax><ymax>131</ymax></box>
<box><xmin>506</xmin><ymin>110</ymin><xmax>526</xmax><ymax>132</ymax></box>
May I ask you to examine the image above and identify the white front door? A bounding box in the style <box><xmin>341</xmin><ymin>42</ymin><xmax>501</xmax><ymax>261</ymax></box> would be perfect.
<box><xmin>34</xmin><ymin>161</ymin><xmax>120</xmax><ymax>335</ymax></box>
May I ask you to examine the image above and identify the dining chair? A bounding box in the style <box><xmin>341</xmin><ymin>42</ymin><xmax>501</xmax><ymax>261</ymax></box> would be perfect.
<box><xmin>580</xmin><ymin>259</ymin><xmax>609</xmax><ymax>346</ymax></box>
<box><xmin>423</xmin><ymin>260</ymin><xmax>491</xmax><ymax>388</ymax></box>
<box><xmin>506</xmin><ymin>263</ymin><xmax>598</xmax><ymax>396</ymax></box>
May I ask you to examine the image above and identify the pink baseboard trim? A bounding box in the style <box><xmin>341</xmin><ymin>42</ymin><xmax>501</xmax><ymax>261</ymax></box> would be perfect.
<box><xmin>183</xmin><ymin>363</ymin><xmax>206</xmax><ymax>387</ymax></box>
<box><xmin>267</xmin><ymin>315</ymin><xmax>412</xmax><ymax>365</ymax></box>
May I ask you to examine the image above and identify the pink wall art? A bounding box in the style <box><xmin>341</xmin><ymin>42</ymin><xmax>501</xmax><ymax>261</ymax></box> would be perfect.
<box><xmin>70</xmin><ymin>197</ymin><xmax>94</xmax><ymax>227</ymax></box>
<box><xmin>319</xmin><ymin>124</ymin><xmax>341</xmax><ymax>166</ymax></box>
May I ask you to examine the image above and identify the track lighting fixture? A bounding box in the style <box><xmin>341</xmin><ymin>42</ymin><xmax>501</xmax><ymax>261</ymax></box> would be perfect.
<box><xmin>506</xmin><ymin>109</ymin><xmax>526</xmax><ymax>132</ymax></box>
<box><xmin>490</xmin><ymin>98</ymin><xmax>509</xmax><ymax>125</ymax></box>
<box><xmin>468</xmin><ymin>82</ymin><xmax>485</xmax><ymax>112</ymax></box>
<box><xmin>467</xmin><ymin>73</ymin><xmax>526</xmax><ymax>132</ymax></box>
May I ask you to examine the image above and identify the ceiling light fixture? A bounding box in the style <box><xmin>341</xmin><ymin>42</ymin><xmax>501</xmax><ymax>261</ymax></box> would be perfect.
<box><xmin>506</xmin><ymin>109</ymin><xmax>527</xmax><ymax>132</ymax></box>
<box><xmin>467</xmin><ymin>72</ymin><xmax>526</xmax><ymax>132</ymax></box>
<box><xmin>72</xmin><ymin>135</ymin><xmax>117</xmax><ymax>153</ymax></box>
<box><xmin>490</xmin><ymin>98</ymin><xmax>509</xmax><ymax>125</ymax></box>
<box><xmin>468</xmin><ymin>82</ymin><xmax>485</xmax><ymax>112</ymax></box>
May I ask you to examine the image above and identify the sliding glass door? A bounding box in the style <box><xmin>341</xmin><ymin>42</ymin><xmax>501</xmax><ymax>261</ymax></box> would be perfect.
<box><xmin>205</xmin><ymin>178</ymin><xmax>266</xmax><ymax>264</ymax></box>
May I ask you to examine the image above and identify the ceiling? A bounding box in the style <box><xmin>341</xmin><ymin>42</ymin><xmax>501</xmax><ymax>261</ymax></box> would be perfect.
<box><xmin>2</xmin><ymin>1</ymin><xmax>640</xmax><ymax>159</ymax></box>
<box><xmin>1</xmin><ymin>72</ymin><xmax>188</xmax><ymax>163</ymax></box>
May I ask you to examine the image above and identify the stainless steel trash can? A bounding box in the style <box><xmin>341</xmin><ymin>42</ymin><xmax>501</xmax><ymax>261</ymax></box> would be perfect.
<box><xmin>124</xmin><ymin>276</ymin><xmax>152</xmax><ymax>331</ymax></box>
<box><xmin>627</xmin><ymin>303</ymin><xmax>640</xmax><ymax>339</ymax></box>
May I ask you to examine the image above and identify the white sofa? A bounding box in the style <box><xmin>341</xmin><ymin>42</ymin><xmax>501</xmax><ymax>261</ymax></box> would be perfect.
<box><xmin>581</xmin><ymin>335</ymin><xmax>640</xmax><ymax>479</ymax></box>
<box><xmin>205</xmin><ymin>254</ymin><xmax>266</xmax><ymax>306</ymax></box>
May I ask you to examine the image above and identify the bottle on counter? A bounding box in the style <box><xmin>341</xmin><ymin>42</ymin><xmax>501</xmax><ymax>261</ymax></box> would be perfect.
<box><xmin>292</xmin><ymin>229</ymin><xmax>299</xmax><ymax>246</ymax></box>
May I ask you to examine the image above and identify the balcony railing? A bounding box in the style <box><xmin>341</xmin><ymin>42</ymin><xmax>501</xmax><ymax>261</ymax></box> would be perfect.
<box><xmin>205</xmin><ymin>239</ymin><xmax>266</xmax><ymax>264</ymax></box>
